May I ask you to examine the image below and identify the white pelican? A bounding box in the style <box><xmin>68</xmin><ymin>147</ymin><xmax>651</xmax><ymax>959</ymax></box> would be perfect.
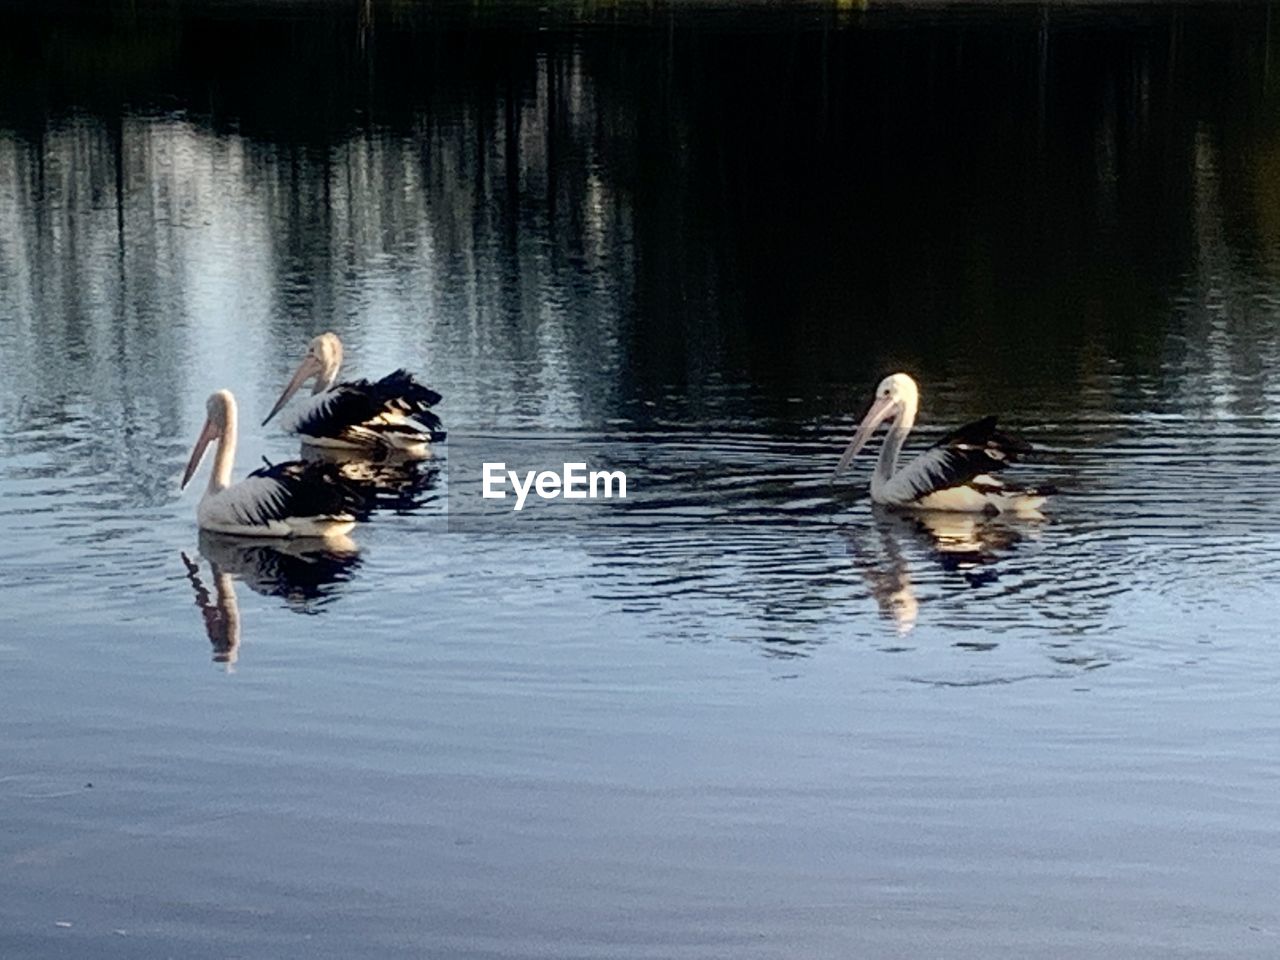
<box><xmin>835</xmin><ymin>373</ymin><xmax>1052</xmax><ymax>514</ymax></box>
<box><xmin>181</xmin><ymin>390</ymin><xmax>362</xmax><ymax>537</ymax></box>
<box><xmin>262</xmin><ymin>332</ymin><xmax>444</xmax><ymax>458</ymax></box>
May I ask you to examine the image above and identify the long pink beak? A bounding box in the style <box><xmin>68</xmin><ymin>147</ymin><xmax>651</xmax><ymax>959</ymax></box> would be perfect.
<box><xmin>262</xmin><ymin>355</ymin><xmax>321</xmax><ymax>426</ymax></box>
<box><xmin>834</xmin><ymin>394</ymin><xmax>898</xmax><ymax>476</ymax></box>
<box><xmin>181</xmin><ymin>418</ymin><xmax>219</xmax><ymax>489</ymax></box>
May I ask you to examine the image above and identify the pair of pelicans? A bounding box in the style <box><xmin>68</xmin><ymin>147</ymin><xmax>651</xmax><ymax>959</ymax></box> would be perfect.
<box><xmin>180</xmin><ymin>332</ymin><xmax>445</xmax><ymax>537</ymax></box>
<box><xmin>181</xmin><ymin>359</ymin><xmax>1052</xmax><ymax>535</ymax></box>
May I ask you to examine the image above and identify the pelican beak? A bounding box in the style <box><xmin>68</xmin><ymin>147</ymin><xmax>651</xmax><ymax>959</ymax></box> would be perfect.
<box><xmin>181</xmin><ymin>418</ymin><xmax>219</xmax><ymax>490</ymax></box>
<box><xmin>834</xmin><ymin>394</ymin><xmax>898</xmax><ymax>476</ymax></box>
<box><xmin>263</xmin><ymin>355</ymin><xmax>322</xmax><ymax>426</ymax></box>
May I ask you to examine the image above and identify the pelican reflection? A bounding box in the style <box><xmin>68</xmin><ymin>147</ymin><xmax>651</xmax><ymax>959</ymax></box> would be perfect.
<box><xmin>181</xmin><ymin>531</ymin><xmax>362</xmax><ymax>666</ymax></box>
<box><xmin>301</xmin><ymin>444</ymin><xmax>442</xmax><ymax>514</ymax></box>
<box><xmin>845</xmin><ymin>508</ymin><xmax>1045</xmax><ymax>635</ymax></box>
<box><xmin>181</xmin><ymin>551</ymin><xmax>241</xmax><ymax>665</ymax></box>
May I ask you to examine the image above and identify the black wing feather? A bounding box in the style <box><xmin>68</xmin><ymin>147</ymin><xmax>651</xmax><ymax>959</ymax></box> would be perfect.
<box><xmin>247</xmin><ymin>459</ymin><xmax>372</xmax><ymax>521</ymax></box>
<box><xmin>376</xmin><ymin>369</ymin><xmax>443</xmax><ymax>417</ymax></box>
<box><xmin>928</xmin><ymin>416</ymin><xmax>1030</xmax><ymax>476</ymax></box>
<box><xmin>931</xmin><ymin>415</ymin><xmax>1031</xmax><ymax>456</ymax></box>
<box><xmin>296</xmin><ymin>369</ymin><xmax>445</xmax><ymax>442</ymax></box>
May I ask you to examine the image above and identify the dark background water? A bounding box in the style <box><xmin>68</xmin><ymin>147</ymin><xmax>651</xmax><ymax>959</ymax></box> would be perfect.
<box><xmin>2</xmin><ymin>3</ymin><xmax>1279</xmax><ymax>958</ymax></box>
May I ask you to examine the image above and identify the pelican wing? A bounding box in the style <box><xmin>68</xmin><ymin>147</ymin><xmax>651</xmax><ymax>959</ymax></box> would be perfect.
<box><xmin>928</xmin><ymin>416</ymin><xmax>1031</xmax><ymax>467</ymax></box>
<box><xmin>292</xmin><ymin>370</ymin><xmax>445</xmax><ymax>445</ymax></box>
<box><xmin>237</xmin><ymin>460</ymin><xmax>369</xmax><ymax>523</ymax></box>
<box><xmin>883</xmin><ymin>417</ymin><xmax>1035</xmax><ymax>504</ymax></box>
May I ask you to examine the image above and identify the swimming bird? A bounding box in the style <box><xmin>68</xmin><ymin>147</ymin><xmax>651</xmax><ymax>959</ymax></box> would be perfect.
<box><xmin>181</xmin><ymin>389</ymin><xmax>364</xmax><ymax>537</ymax></box>
<box><xmin>262</xmin><ymin>332</ymin><xmax>444</xmax><ymax>458</ymax></box>
<box><xmin>834</xmin><ymin>373</ymin><xmax>1051</xmax><ymax>514</ymax></box>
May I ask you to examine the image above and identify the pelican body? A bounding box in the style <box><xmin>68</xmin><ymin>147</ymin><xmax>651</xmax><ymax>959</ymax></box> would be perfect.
<box><xmin>181</xmin><ymin>390</ymin><xmax>363</xmax><ymax>538</ymax></box>
<box><xmin>263</xmin><ymin>332</ymin><xmax>444</xmax><ymax>458</ymax></box>
<box><xmin>835</xmin><ymin>373</ymin><xmax>1051</xmax><ymax>514</ymax></box>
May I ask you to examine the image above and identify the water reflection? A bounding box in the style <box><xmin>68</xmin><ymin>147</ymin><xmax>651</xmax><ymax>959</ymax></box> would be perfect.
<box><xmin>180</xmin><ymin>532</ymin><xmax>362</xmax><ymax>665</ymax></box>
<box><xmin>181</xmin><ymin>551</ymin><xmax>241</xmax><ymax>665</ymax></box>
<box><xmin>3</xmin><ymin>3</ymin><xmax>1280</xmax><ymax>434</ymax></box>
<box><xmin>303</xmin><ymin>446</ymin><xmax>444</xmax><ymax>515</ymax></box>
<box><xmin>0</xmin><ymin>1</ymin><xmax>1278</xmax><ymax>672</ymax></box>
<box><xmin>3</xmin><ymin>10</ymin><xmax>1280</xmax><ymax>952</ymax></box>
<box><xmin>844</xmin><ymin>508</ymin><xmax>1045</xmax><ymax>636</ymax></box>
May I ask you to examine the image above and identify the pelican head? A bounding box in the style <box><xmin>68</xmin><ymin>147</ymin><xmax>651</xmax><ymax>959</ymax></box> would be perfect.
<box><xmin>182</xmin><ymin>390</ymin><xmax>237</xmax><ymax>489</ymax></box>
<box><xmin>262</xmin><ymin>332</ymin><xmax>344</xmax><ymax>426</ymax></box>
<box><xmin>834</xmin><ymin>372</ymin><xmax>920</xmax><ymax>476</ymax></box>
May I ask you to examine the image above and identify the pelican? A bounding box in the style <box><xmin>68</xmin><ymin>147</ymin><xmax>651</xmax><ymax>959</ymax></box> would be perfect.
<box><xmin>262</xmin><ymin>332</ymin><xmax>444</xmax><ymax>457</ymax></box>
<box><xmin>835</xmin><ymin>373</ymin><xmax>1052</xmax><ymax>514</ymax></box>
<box><xmin>181</xmin><ymin>390</ymin><xmax>363</xmax><ymax>537</ymax></box>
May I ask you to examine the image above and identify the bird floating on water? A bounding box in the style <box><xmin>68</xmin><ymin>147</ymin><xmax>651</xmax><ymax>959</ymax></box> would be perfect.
<box><xmin>181</xmin><ymin>390</ymin><xmax>364</xmax><ymax>538</ymax></box>
<box><xmin>834</xmin><ymin>373</ymin><xmax>1051</xmax><ymax>514</ymax></box>
<box><xmin>262</xmin><ymin>332</ymin><xmax>444</xmax><ymax>458</ymax></box>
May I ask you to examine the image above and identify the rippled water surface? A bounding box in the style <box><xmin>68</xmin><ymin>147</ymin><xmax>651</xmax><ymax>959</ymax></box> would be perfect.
<box><xmin>3</xmin><ymin>2</ymin><xmax>1280</xmax><ymax>957</ymax></box>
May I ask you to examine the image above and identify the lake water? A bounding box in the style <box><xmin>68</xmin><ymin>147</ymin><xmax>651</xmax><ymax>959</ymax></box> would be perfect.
<box><xmin>2</xmin><ymin>2</ymin><xmax>1280</xmax><ymax>957</ymax></box>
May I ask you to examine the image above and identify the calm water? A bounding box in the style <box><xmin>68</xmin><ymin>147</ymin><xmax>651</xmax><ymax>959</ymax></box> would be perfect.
<box><xmin>3</xmin><ymin>2</ymin><xmax>1280</xmax><ymax>957</ymax></box>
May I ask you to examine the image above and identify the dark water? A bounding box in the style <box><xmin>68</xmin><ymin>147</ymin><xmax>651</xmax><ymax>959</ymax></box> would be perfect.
<box><xmin>2</xmin><ymin>2</ymin><xmax>1280</xmax><ymax>957</ymax></box>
